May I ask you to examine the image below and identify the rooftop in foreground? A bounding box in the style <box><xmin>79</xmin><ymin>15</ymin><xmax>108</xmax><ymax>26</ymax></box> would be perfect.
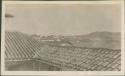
<box><xmin>5</xmin><ymin>31</ymin><xmax>121</xmax><ymax>71</ymax></box>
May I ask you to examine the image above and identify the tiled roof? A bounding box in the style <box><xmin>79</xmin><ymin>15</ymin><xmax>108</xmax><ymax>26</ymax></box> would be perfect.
<box><xmin>5</xmin><ymin>32</ymin><xmax>121</xmax><ymax>71</ymax></box>
<box><xmin>34</xmin><ymin>45</ymin><xmax>121</xmax><ymax>71</ymax></box>
<box><xmin>5</xmin><ymin>32</ymin><xmax>41</xmax><ymax>60</ymax></box>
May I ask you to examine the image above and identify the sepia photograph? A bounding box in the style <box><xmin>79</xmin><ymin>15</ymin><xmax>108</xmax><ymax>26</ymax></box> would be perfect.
<box><xmin>1</xmin><ymin>0</ymin><xmax>124</xmax><ymax>76</ymax></box>
<box><xmin>4</xmin><ymin>3</ymin><xmax>121</xmax><ymax>71</ymax></box>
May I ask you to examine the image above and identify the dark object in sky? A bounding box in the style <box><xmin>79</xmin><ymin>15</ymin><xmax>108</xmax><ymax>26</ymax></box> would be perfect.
<box><xmin>5</xmin><ymin>13</ymin><xmax>14</xmax><ymax>18</ymax></box>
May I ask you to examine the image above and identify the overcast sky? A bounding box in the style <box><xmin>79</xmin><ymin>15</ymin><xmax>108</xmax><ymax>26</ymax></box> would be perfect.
<box><xmin>5</xmin><ymin>4</ymin><xmax>121</xmax><ymax>35</ymax></box>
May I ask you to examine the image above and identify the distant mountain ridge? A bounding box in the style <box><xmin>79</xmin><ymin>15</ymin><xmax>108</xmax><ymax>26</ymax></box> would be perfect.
<box><xmin>62</xmin><ymin>32</ymin><xmax>121</xmax><ymax>49</ymax></box>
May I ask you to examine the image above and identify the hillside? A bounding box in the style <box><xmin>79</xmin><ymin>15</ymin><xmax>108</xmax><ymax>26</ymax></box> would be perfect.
<box><xmin>32</xmin><ymin>32</ymin><xmax>121</xmax><ymax>49</ymax></box>
<box><xmin>60</xmin><ymin>32</ymin><xmax>121</xmax><ymax>49</ymax></box>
